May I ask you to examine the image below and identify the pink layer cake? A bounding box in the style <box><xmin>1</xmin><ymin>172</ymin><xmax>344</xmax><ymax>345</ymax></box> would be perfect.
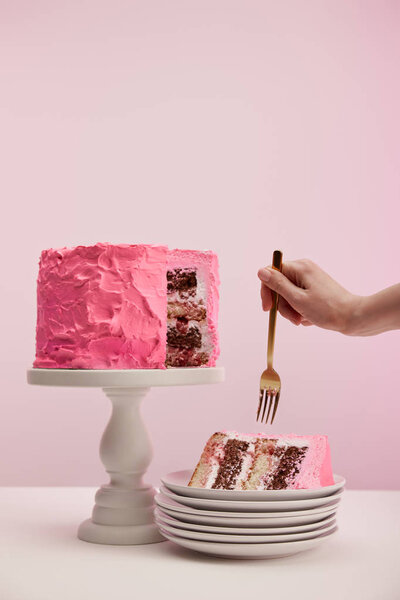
<box><xmin>34</xmin><ymin>243</ymin><xmax>219</xmax><ymax>369</ymax></box>
<box><xmin>188</xmin><ymin>431</ymin><xmax>334</xmax><ymax>490</ymax></box>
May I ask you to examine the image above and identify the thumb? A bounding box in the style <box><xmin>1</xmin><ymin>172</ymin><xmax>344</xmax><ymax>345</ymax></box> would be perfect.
<box><xmin>258</xmin><ymin>267</ymin><xmax>303</xmax><ymax>308</ymax></box>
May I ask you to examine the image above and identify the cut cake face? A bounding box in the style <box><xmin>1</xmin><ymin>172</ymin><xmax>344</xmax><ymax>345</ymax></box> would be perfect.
<box><xmin>166</xmin><ymin>249</ymin><xmax>219</xmax><ymax>368</ymax></box>
<box><xmin>33</xmin><ymin>243</ymin><xmax>219</xmax><ymax>370</ymax></box>
<box><xmin>188</xmin><ymin>431</ymin><xmax>334</xmax><ymax>490</ymax></box>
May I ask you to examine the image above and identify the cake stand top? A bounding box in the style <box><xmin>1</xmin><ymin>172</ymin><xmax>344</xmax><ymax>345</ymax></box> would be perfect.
<box><xmin>27</xmin><ymin>367</ymin><xmax>225</xmax><ymax>388</ymax></box>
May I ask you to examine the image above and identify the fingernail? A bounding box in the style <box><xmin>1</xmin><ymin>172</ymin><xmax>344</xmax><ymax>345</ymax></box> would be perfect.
<box><xmin>259</xmin><ymin>268</ymin><xmax>271</xmax><ymax>282</ymax></box>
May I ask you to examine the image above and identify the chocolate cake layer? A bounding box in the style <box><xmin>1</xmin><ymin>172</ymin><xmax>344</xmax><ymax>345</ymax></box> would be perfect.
<box><xmin>174</xmin><ymin>317</ymin><xmax>189</xmax><ymax>334</ymax></box>
<box><xmin>212</xmin><ymin>439</ymin><xmax>250</xmax><ymax>490</ymax></box>
<box><xmin>266</xmin><ymin>446</ymin><xmax>308</xmax><ymax>490</ymax></box>
<box><xmin>167</xmin><ymin>325</ymin><xmax>201</xmax><ymax>349</ymax></box>
<box><xmin>167</xmin><ymin>269</ymin><xmax>197</xmax><ymax>292</ymax></box>
<box><xmin>165</xmin><ymin>348</ymin><xmax>209</xmax><ymax>367</ymax></box>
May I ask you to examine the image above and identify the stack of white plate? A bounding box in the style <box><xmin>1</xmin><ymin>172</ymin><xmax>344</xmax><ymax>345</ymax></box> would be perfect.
<box><xmin>155</xmin><ymin>470</ymin><xmax>345</xmax><ymax>559</ymax></box>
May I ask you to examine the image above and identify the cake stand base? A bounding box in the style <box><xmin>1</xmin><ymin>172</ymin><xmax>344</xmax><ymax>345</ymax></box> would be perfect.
<box><xmin>78</xmin><ymin>519</ymin><xmax>163</xmax><ymax>545</ymax></box>
<box><xmin>27</xmin><ymin>367</ymin><xmax>224</xmax><ymax>545</ymax></box>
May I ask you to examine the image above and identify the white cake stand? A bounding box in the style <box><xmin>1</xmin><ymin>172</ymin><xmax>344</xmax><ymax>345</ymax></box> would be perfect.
<box><xmin>27</xmin><ymin>367</ymin><xmax>224</xmax><ymax>546</ymax></box>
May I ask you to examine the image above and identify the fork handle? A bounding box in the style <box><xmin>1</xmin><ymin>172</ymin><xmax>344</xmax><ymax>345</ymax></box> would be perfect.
<box><xmin>267</xmin><ymin>250</ymin><xmax>283</xmax><ymax>369</ymax></box>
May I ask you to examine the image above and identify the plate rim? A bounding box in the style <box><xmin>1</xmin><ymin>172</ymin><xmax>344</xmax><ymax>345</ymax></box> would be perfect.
<box><xmin>159</xmin><ymin>525</ymin><xmax>338</xmax><ymax>556</ymax></box>
<box><xmin>154</xmin><ymin>507</ymin><xmax>337</xmax><ymax>534</ymax></box>
<box><xmin>157</xmin><ymin>503</ymin><xmax>338</xmax><ymax>526</ymax></box>
<box><xmin>154</xmin><ymin>511</ymin><xmax>337</xmax><ymax>538</ymax></box>
<box><xmin>159</xmin><ymin>484</ymin><xmax>343</xmax><ymax>511</ymax></box>
<box><xmin>155</xmin><ymin>491</ymin><xmax>341</xmax><ymax>518</ymax></box>
<box><xmin>155</xmin><ymin>513</ymin><xmax>337</xmax><ymax>543</ymax></box>
<box><xmin>161</xmin><ymin>469</ymin><xmax>346</xmax><ymax>499</ymax></box>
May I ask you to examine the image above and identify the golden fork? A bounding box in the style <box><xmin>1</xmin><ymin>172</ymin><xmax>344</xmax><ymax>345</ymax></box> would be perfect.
<box><xmin>256</xmin><ymin>249</ymin><xmax>283</xmax><ymax>425</ymax></box>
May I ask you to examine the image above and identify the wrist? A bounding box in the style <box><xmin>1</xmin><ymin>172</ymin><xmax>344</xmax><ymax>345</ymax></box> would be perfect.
<box><xmin>341</xmin><ymin>294</ymin><xmax>369</xmax><ymax>336</ymax></box>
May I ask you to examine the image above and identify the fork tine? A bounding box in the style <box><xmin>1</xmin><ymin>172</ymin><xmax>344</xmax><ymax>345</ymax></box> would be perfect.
<box><xmin>256</xmin><ymin>389</ymin><xmax>264</xmax><ymax>421</ymax></box>
<box><xmin>270</xmin><ymin>391</ymin><xmax>280</xmax><ymax>424</ymax></box>
<box><xmin>261</xmin><ymin>390</ymin><xmax>270</xmax><ymax>422</ymax></box>
<box><xmin>259</xmin><ymin>389</ymin><xmax>267</xmax><ymax>422</ymax></box>
<box><xmin>264</xmin><ymin>390</ymin><xmax>274</xmax><ymax>423</ymax></box>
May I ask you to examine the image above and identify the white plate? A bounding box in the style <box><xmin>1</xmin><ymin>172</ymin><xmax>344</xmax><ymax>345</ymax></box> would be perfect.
<box><xmin>157</xmin><ymin>502</ymin><xmax>338</xmax><ymax>528</ymax></box>
<box><xmin>162</xmin><ymin>470</ymin><xmax>345</xmax><ymax>501</ymax></box>
<box><xmin>160</xmin><ymin>485</ymin><xmax>342</xmax><ymax>512</ymax></box>
<box><xmin>155</xmin><ymin>493</ymin><xmax>339</xmax><ymax>527</ymax></box>
<box><xmin>155</xmin><ymin>516</ymin><xmax>337</xmax><ymax>544</ymax></box>
<box><xmin>154</xmin><ymin>508</ymin><xmax>336</xmax><ymax>535</ymax></box>
<box><xmin>160</xmin><ymin>526</ymin><xmax>338</xmax><ymax>559</ymax></box>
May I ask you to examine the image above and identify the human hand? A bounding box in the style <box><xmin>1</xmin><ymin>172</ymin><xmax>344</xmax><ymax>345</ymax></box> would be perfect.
<box><xmin>257</xmin><ymin>259</ymin><xmax>359</xmax><ymax>334</ymax></box>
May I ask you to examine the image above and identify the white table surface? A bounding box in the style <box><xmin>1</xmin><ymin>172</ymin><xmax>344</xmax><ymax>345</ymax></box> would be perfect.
<box><xmin>0</xmin><ymin>488</ymin><xmax>399</xmax><ymax>600</ymax></box>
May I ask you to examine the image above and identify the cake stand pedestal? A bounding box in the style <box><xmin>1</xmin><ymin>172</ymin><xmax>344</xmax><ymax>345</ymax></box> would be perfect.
<box><xmin>27</xmin><ymin>367</ymin><xmax>224</xmax><ymax>546</ymax></box>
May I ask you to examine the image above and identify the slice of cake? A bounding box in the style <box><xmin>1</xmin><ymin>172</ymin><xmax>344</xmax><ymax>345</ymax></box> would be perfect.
<box><xmin>188</xmin><ymin>431</ymin><xmax>334</xmax><ymax>490</ymax></box>
<box><xmin>33</xmin><ymin>243</ymin><xmax>219</xmax><ymax>369</ymax></box>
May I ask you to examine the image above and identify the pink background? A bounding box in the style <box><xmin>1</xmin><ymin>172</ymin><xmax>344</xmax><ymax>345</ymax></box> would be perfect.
<box><xmin>1</xmin><ymin>1</ymin><xmax>399</xmax><ymax>489</ymax></box>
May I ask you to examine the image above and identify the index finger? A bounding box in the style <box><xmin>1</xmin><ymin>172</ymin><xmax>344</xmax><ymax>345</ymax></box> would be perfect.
<box><xmin>260</xmin><ymin>283</ymin><xmax>272</xmax><ymax>311</ymax></box>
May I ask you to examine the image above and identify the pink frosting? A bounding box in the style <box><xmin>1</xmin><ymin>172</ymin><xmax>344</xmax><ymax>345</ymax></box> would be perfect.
<box><xmin>34</xmin><ymin>243</ymin><xmax>220</xmax><ymax>370</ymax></box>
<box><xmin>291</xmin><ymin>434</ymin><xmax>334</xmax><ymax>488</ymax></box>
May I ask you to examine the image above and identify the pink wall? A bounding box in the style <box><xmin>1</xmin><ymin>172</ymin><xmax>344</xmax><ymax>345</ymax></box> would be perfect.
<box><xmin>0</xmin><ymin>1</ymin><xmax>399</xmax><ymax>489</ymax></box>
